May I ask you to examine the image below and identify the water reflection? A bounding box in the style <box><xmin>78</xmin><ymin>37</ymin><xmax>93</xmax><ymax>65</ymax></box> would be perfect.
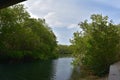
<box><xmin>0</xmin><ymin>61</ymin><xmax>53</xmax><ymax>80</ymax></box>
<box><xmin>52</xmin><ymin>58</ymin><xmax>74</xmax><ymax>80</ymax></box>
<box><xmin>0</xmin><ymin>57</ymin><xmax>74</xmax><ymax>80</ymax></box>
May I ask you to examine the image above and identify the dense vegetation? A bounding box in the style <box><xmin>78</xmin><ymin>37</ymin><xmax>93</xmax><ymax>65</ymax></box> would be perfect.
<box><xmin>0</xmin><ymin>4</ymin><xmax>57</xmax><ymax>62</ymax></box>
<box><xmin>57</xmin><ymin>45</ymin><xmax>73</xmax><ymax>54</ymax></box>
<box><xmin>71</xmin><ymin>14</ymin><xmax>120</xmax><ymax>76</ymax></box>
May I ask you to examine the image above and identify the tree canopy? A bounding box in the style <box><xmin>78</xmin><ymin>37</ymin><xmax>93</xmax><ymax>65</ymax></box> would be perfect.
<box><xmin>71</xmin><ymin>14</ymin><xmax>120</xmax><ymax>76</ymax></box>
<box><xmin>0</xmin><ymin>4</ymin><xmax>57</xmax><ymax>62</ymax></box>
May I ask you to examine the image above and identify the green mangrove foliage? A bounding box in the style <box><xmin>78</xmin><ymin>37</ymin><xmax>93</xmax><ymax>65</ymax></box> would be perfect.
<box><xmin>71</xmin><ymin>14</ymin><xmax>120</xmax><ymax>76</ymax></box>
<box><xmin>57</xmin><ymin>45</ymin><xmax>73</xmax><ymax>54</ymax></box>
<box><xmin>0</xmin><ymin>4</ymin><xmax>57</xmax><ymax>61</ymax></box>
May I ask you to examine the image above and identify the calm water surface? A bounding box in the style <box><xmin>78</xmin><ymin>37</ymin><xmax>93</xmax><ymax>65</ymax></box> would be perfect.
<box><xmin>0</xmin><ymin>57</ymin><xmax>74</xmax><ymax>80</ymax></box>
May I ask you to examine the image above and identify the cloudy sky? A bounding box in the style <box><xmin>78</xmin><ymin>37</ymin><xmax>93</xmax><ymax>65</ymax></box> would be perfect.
<box><xmin>22</xmin><ymin>0</ymin><xmax>120</xmax><ymax>45</ymax></box>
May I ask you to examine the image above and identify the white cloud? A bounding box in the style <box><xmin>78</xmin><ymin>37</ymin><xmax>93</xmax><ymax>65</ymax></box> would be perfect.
<box><xmin>23</xmin><ymin>0</ymin><xmax>54</xmax><ymax>18</ymax></box>
<box><xmin>23</xmin><ymin>0</ymin><xmax>90</xmax><ymax>29</ymax></box>
<box><xmin>44</xmin><ymin>12</ymin><xmax>56</xmax><ymax>21</ymax></box>
<box><xmin>68</xmin><ymin>24</ymin><xmax>78</xmax><ymax>29</ymax></box>
<box><xmin>44</xmin><ymin>12</ymin><xmax>64</xmax><ymax>27</ymax></box>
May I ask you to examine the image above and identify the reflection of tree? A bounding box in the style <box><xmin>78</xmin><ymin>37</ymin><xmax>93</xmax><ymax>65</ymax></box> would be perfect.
<box><xmin>70</xmin><ymin>66</ymin><xmax>81</xmax><ymax>80</ymax></box>
<box><xmin>0</xmin><ymin>61</ymin><xmax>54</xmax><ymax>80</ymax></box>
<box><xmin>50</xmin><ymin>59</ymin><xmax>58</xmax><ymax>80</ymax></box>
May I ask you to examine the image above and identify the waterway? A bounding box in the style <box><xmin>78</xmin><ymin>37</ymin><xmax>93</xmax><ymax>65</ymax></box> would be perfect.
<box><xmin>0</xmin><ymin>57</ymin><xmax>74</xmax><ymax>80</ymax></box>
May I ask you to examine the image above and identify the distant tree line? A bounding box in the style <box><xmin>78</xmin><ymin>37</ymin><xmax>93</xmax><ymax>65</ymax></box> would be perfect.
<box><xmin>71</xmin><ymin>14</ymin><xmax>120</xmax><ymax>76</ymax></box>
<box><xmin>57</xmin><ymin>45</ymin><xmax>73</xmax><ymax>54</ymax></box>
<box><xmin>0</xmin><ymin>4</ymin><xmax>57</xmax><ymax>62</ymax></box>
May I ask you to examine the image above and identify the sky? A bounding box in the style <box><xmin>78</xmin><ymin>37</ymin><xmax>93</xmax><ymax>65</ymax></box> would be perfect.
<box><xmin>22</xmin><ymin>0</ymin><xmax>120</xmax><ymax>45</ymax></box>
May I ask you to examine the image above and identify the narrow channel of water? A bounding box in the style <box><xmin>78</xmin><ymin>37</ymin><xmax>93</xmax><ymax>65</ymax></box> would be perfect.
<box><xmin>0</xmin><ymin>57</ymin><xmax>74</xmax><ymax>80</ymax></box>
